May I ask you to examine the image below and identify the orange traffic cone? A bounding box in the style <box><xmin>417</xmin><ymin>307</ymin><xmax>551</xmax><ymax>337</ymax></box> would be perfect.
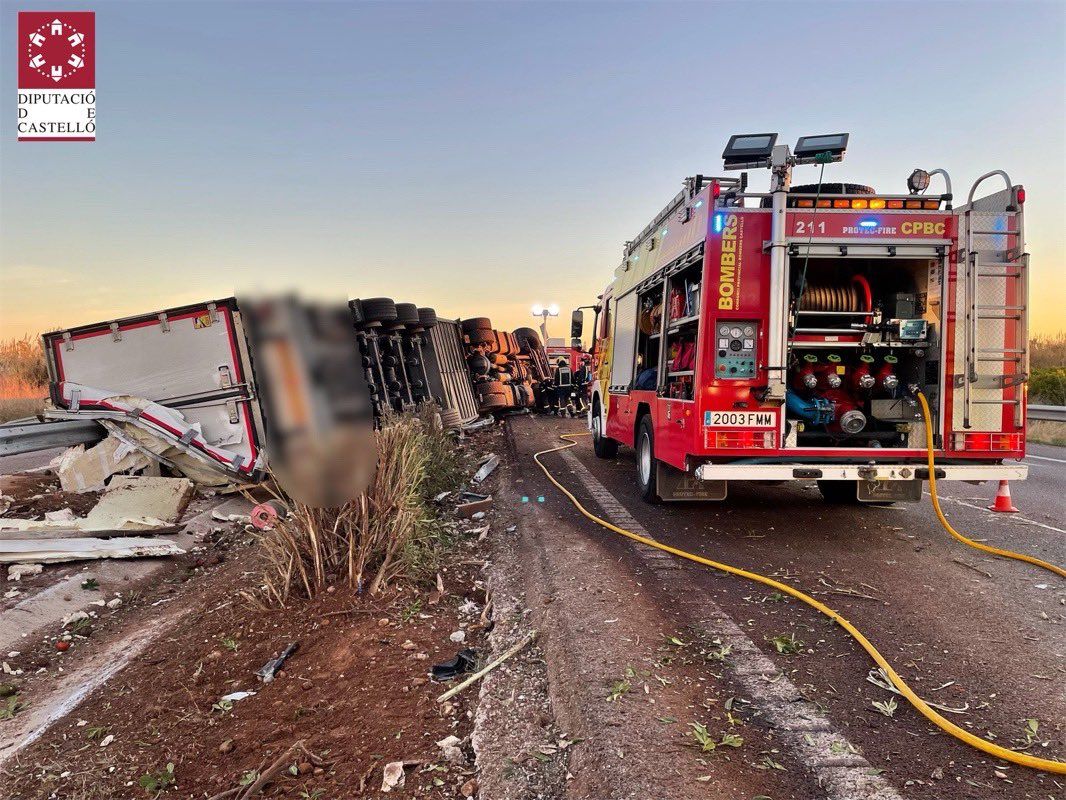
<box><xmin>988</xmin><ymin>480</ymin><xmax>1019</xmax><ymax>513</ymax></box>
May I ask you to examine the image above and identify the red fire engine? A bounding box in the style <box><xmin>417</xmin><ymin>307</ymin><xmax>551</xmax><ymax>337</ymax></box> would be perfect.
<box><xmin>576</xmin><ymin>133</ymin><xmax>1029</xmax><ymax>503</ymax></box>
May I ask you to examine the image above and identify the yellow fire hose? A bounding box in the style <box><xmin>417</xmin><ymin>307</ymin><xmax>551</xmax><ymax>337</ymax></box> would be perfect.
<box><xmin>916</xmin><ymin>391</ymin><xmax>1066</xmax><ymax>580</ymax></box>
<box><xmin>533</xmin><ymin>415</ymin><xmax>1064</xmax><ymax>773</ymax></box>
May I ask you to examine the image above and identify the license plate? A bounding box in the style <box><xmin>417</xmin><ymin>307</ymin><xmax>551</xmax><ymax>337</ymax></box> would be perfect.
<box><xmin>857</xmin><ymin>479</ymin><xmax>922</xmax><ymax>502</ymax></box>
<box><xmin>703</xmin><ymin>410</ymin><xmax>776</xmax><ymax>427</ymax></box>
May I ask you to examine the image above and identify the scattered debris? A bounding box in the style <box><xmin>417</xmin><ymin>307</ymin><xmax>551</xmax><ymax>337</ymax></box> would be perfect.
<box><xmin>456</xmin><ymin>492</ymin><xmax>492</xmax><ymax>518</ymax></box>
<box><xmin>0</xmin><ymin>476</ymin><xmax>194</xmax><ymax>533</ymax></box>
<box><xmin>0</xmin><ymin>536</ymin><xmax>185</xmax><ymax>564</ymax></box>
<box><xmin>219</xmin><ymin>690</ymin><xmax>256</xmax><ymax>703</ymax></box>
<box><xmin>55</xmin><ymin>436</ymin><xmax>151</xmax><ymax>493</ymax></box>
<box><xmin>449</xmin><ymin>630</ymin><xmax>466</xmax><ymax>643</ymax></box>
<box><xmin>461</xmin><ymin>417</ymin><xmax>495</xmax><ymax>432</ymax></box>
<box><xmin>436</xmin><ymin>630</ymin><xmax>537</xmax><ymax>702</ymax></box>
<box><xmin>256</xmin><ymin>641</ymin><xmax>298</xmax><ymax>683</ymax></box>
<box><xmin>436</xmin><ymin>734</ymin><xmax>466</xmax><ymax>764</ymax></box>
<box><xmin>250</xmin><ymin>499</ymin><xmax>288</xmax><ymax>531</ymax></box>
<box><xmin>381</xmin><ymin>760</ymin><xmax>406</xmax><ymax>792</ymax></box>
<box><xmin>431</xmin><ymin>649</ymin><xmax>478</xmax><ymax>681</ymax></box>
<box><xmin>6</xmin><ymin>563</ymin><xmax>42</xmax><ymax>581</ymax></box>
<box><xmin>471</xmin><ymin>453</ymin><xmax>500</xmax><ymax>483</ymax></box>
<box><xmin>866</xmin><ymin>668</ymin><xmax>969</xmax><ymax>714</ymax></box>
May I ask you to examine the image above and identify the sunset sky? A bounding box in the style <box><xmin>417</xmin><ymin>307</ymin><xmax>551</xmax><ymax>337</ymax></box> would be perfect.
<box><xmin>2</xmin><ymin>1</ymin><xmax>1064</xmax><ymax>341</ymax></box>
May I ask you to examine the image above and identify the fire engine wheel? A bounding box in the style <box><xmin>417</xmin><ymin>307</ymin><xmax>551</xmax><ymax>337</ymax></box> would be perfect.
<box><xmin>636</xmin><ymin>415</ymin><xmax>661</xmax><ymax>503</ymax></box>
<box><xmin>361</xmin><ymin>298</ymin><xmax>398</xmax><ymax>323</ymax></box>
<box><xmin>417</xmin><ymin>307</ymin><xmax>437</xmax><ymax>328</ymax></box>
<box><xmin>591</xmin><ymin>402</ymin><xmax>617</xmax><ymax>459</ymax></box>
<box><xmin>816</xmin><ymin>480</ymin><xmax>860</xmax><ymax>504</ymax></box>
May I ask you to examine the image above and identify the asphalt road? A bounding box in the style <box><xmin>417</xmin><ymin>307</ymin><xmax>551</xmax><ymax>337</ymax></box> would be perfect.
<box><xmin>516</xmin><ymin>415</ymin><xmax>1065</xmax><ymax>799</ymax></box>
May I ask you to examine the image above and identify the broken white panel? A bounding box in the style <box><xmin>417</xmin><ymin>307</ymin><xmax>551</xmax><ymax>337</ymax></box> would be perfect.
<box><xmin>56</xmin><ymin>436</ymin><xmax>151</xmax><ymax>493</ymax></box>
<box><xmin>0</xmin><ymin>537</ymin><xmax>184</xmax><ymax>564</ymax></box>
<box><xmin>0</xmin><ymin>476</ymin><xmax>194</xmax><ymax>532</ymax></box>
<box><xmin>84</xmin><ymin>476</ymin><xmax>194</xmax><ymax>528</ymax></box>
<box><xmin>50</xmin><ymin>383</ymin><xmax>260</xmax><ymax>480</ymax></box>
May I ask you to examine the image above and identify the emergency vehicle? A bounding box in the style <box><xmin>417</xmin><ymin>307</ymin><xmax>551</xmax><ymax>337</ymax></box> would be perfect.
<box><xmin>577</xmin><ymin>133</ymin><xmax>1029</xmax><ymax>503</ymax></box>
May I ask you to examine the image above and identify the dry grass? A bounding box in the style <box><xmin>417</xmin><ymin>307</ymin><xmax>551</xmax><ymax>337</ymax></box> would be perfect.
<box><xmin>0</xmin><ymin>396</ymin><xmax>46</xmax><ymax>424</ymax></box>
<box><xmin>0</xmin><ymin>335</ymin><xmax>48</xmax><ymax>397</ymax></box>
<box><xmin>1031</xmin><ymin>332</ymin><xmax>1066</xmax><ymax>370</ymax></box>
<box><xmin>252</xmin><ymin>409</ymin><xmax>464</xmax><ymax>607</ymax></box>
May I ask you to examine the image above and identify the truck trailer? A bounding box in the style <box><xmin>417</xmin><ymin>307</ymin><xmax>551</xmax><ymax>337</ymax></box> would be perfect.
<box><xmin>580</xmin><ymin>133</ymin><xmax>1029</xmax><ymax>503</ymax></box>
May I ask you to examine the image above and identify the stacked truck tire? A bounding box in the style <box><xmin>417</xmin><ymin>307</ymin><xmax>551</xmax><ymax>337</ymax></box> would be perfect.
<box><xmin>461</xmin><ymin>318</ymin><xmax>550</xmax><ymax>414</ymax></box>
<box><xmin>351</xmin><ymin>297</ymin><xmax>440</xmax><ymax>421</ymax></box>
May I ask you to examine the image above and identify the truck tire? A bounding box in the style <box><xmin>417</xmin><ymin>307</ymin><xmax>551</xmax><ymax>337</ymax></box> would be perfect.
<box><xmin>592</xmin><ymin>399</ymin><xmax>618</xmax><ymax>459</ymax></box>
<box><xmin>476</xmin><ymin>379</ymin><xmax>505</xmax><ymax>396</ymax></box>
<box><xmin>514</xmin><ymin>327</ymin><xmax>542</xmax><ymax>352</ymax></box>
<box><xmin>467</xmin><ymin>354</ymin><xmax>491</xmax><ymax>377</ymax></box>
<box><xmin>362</xmin><ymin>298</ymin><xmax>397</xmax><ymax>323</ymax></box>
<box><xmin>462</xmin><ymin>317</ymin><xmax>492</xmax><ymax>333</ymax></box>
<box><xmin>817</xmin><ymin>480</ymin><xmax>860</xmax><ymax>504</ymax></box>
<box><xmin>417</xmin><ymin>307</ymin><xmax>438</xmax><ymax>328</ymax></box>
<box><xmin>480</xmin><ymin>392</ymin><xmax>508</xmax><ymax>410</ymax></box>
<box><xmin>636</xmin><ymin>415</ymin><xmax>660</xmax><ymax>503</ymax></box>
<box><xmin>395</xmin><ymin>303</ymin><xmax>420</xmax><ymax>326</ymax></box>
<box><xmin>468</xmin><ymin>329</ymin><xmax>495</xmax><ymax>346</ymax></box>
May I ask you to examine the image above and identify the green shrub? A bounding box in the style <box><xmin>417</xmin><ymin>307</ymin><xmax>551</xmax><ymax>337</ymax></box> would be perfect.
<box><xmin>1030</xmin><ymin>367</ymin><xmax>1066</xmax><ymax>406</ymax></box>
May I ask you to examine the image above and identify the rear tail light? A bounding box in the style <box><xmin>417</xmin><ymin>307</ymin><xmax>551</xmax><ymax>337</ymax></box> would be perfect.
<box><xmin>887</xmin><ymin>199</ymin><xmax>904</xmax><ymax>209</ymax></box>
<box><xmin>868</xmin><ymin>198</ymin><xmax>886</xmax><ymax>209</ymax></box>
<box><xmin>708</xmin><ymin>431</ymin><xmax>775</xmax><ymax>449</ymax></box>
<box><xmin>850</xmin><ymin>199</ymin><xmax>868</xmax><ymax>209</ymax></box>
<box><xmin>904</xmin><ymin>199</ymin><xmax>922</xmax><ymax>209</ymax></box>
<box><xmin>952</xmin><ymin>432</ymin><xmax>1023</xmax><ymax>451</ymax></box>
<box><xmin>833</xmin><ymin>199</ymin><xmax>850</xmax><ymax>208</ymax></box>
<box><xmin>1015</xmin><ymin>186</ymin><xmax>1025</xmax><ymax>205</ymax></box>
<box><xmin>796</xmin><ymin>199</ymin><xmax>814</xmax><ymax>208</ymax></box>
<box><xmin>816</xmin><ymin>198</ymin><xmax>831</xmax><ymax>208</ymax></box>
<box><xmin>922</xmin><ymin>199</ymin><xmax>940</xmax><ymax>209</ymax></box>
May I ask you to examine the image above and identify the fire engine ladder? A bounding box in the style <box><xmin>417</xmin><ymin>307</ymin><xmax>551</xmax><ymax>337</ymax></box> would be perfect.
<box><xmin>960</xmin><ymin>171</ymin><xmax>1029</xmax><ymax>428</ymax></box>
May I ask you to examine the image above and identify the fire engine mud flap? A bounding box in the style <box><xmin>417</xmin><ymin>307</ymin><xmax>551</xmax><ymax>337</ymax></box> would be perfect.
<box><xmin>857</xmin><ymin>478</ymin><xmax>922</xmax><ymax>503</ymax></box>
<box><xmin>656</xmin><ymin>462</ymin><xmax>727</xmax><ymax>502</ymax></box>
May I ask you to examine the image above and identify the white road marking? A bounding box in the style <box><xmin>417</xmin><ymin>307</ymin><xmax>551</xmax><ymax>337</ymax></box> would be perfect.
<box><xmin>1026</xmin><ymin>453</ymin><xmax>1066</xmax><ymax>464</ymax></box>
<box><xmin>929</xmin><ymin>492</ymin><xmax>1066</xmax><ymax>534</ymax></box>
<box><xmin>555</xmin><ymin>445</ymin><xmax>904</xmax><ymax>800</ymax></box>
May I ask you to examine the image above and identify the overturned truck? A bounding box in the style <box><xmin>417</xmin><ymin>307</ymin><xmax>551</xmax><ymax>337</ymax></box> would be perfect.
<box><xmin>33</xmin><ymin>297</ymin><xmax>481</xmax><ymax>492</ymax></box>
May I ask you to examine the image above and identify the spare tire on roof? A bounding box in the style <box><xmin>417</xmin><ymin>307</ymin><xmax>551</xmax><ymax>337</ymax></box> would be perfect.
<box><xmin>762</xmin><ymin>182</ymin><xmax>876</xmax><ymax>208</ymax></box>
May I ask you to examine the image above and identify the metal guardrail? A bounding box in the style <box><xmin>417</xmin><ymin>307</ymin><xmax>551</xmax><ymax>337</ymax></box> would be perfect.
<box><xmin>1029</xmin><ymin>404</ymin><xmax>1066</xmax><ymax>423</ymax></box>
<box><xmin>0</xmin><ymin>419</ymin><xmax>105</xmax><ymax>457</ymax></box>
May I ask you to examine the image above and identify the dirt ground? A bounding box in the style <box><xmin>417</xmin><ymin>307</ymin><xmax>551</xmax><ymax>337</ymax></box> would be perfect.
<box><xmin>0</xmin><ymin>430</ymin><xmax>503</xmax><ymax>799</ymax></box>
<box><xmin>1</xmin><ymin>414</ymin><xmax>1062</xmax><ymax>799</ymax></box>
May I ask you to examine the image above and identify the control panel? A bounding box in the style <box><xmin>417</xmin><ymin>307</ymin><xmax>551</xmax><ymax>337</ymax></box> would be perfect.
<box><xmin>714</xmin><ymin>321</ymin><xmax>758</xmax><ymax>379</ymax></box>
